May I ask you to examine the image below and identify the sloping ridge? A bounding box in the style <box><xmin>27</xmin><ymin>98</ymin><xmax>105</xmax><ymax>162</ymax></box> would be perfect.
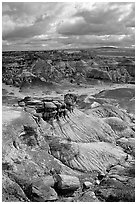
<box><xmin>52</xmin><ymin>108</ymin><xmax>117</xmax><ymax>143</ymax></box>
<box><xmin>49</xmin><ymin>138</ymin><xmax>127</xmax><ymax>174</ymax></box>
<box><xmin>47</xmin><ymin>108</ymin><xmax>127</xmax><ymax>174</ymax></box>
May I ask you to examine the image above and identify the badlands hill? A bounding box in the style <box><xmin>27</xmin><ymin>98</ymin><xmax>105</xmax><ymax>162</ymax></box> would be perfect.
<box><xmin>2</xmin><ymin>49</ymin><xmax>135</xmax><ymax>89</ymax></box>
<box><xmin>2</xmin><ymin>83</ymin><xmax>135</xmax><ymax>202</ymax></box>
<box><xmin>2</xmin><ymin>48</ymin><xmax>135</xmax><ymax>202</ymax></box>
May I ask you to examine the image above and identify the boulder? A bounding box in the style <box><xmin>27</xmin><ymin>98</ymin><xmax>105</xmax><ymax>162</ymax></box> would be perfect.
<box><xmin>18</xmin><ymin>126</ymin><xmax>39</xmax><ymax>148</ymax></box>
<box><xmin>95</xmin><ymin>178</ymin><xmax>135</xmax><ymax>202</ymax></box>
<box><xmin>91</xmin><ymin>101</ymin><xmax>100</xmax><ymax>108</ymax></box>
<box><xmin>31</xmin><ymin>179</ymin><xmax>58</xmax><ymax>201</ymax></box>
<box><xmin>55</xmin><ymin>174</ymin><xmax>80</xmax><ymax>191</ymax></box>
<box><xmin>2</xmin><ymin>174</ymin><xmax>30</xmax><ymax>202</ymax></box>
<box><xmin>44</xmin><ymin>102</ymin><xmax>57</xmax><ymax>110</ymax></box>
<box><xmin>18</xmin><ymin>101</ymin><xmax>25</xmax><ymax>107</ymax></box>
<box><xmin>5</xmin><ymin>79</ymin><xmax>13</xmax><ymax>85</ymax></box>
<box><xmin>83</xmin><ymin>181</ymin><xmax>93</xmax><ymax>189</ymax></box>
<box><xmin>78</xmin><ymin>191</ymin><xmax>99</xmax><ymax>202</ymax></box>
<box><xmin>40</xmin><ymin>175</ymin><xmax>55</xmax><ymax>187</ymax></box>
<box><xmin>61</xmin><ymin>197</ymin><xmax>74</xmax><ymax>202</ymax></box>
<box><xmin>53</xmin><ymin>100</ymin><xmax>62</xmax><ymax>108</ymax></box>
<box><xmin>23</xmin><ymin>96</ymin><xmax>32</xmax><ymax>101</ymax></box>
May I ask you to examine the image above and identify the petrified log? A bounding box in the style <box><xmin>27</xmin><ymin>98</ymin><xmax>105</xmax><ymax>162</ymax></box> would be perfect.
<box><xmin>55</xmin><ymin>174</ymin><xmax>80</xmax><ymax>191</ymax></box>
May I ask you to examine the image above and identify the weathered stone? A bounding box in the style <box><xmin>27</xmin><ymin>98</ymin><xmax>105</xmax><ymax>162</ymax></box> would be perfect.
<box><xmin>18</xmin><ymin>101</ymin><xmax>25</xmax><ymax>107</ymax></box>
<box><xmin>91</xmin><ymin>101</ymin><xmax>100</xmax><ymax>108</ymax></box>
<box><xmin>109</xmin><ymin>174</ymin><xmax>128</xmax><ymax>182</ymax></box>
<box><xmin>31</xmin><ymin>183</ymin><xmax>58</xmax><ymax>201</ymax></box>
<box><xmin>56</xmin><ymin>174</ymin><xmax>80</xmax><ymax>191</ymax></box>
<box><xmin>61</xmin><ymin>197</ymin><xmax>74</xmax><ymax>202</ymax></box>
<box><xmin>33</xmin><ymin>175</ymin><xmax>55</xmax><ymax>188</ymax></box>
<box><xmin>117</xmin><ymin>137</ymin><xmax>135</xmax><ymax>156</ymax></box>
<box><xmin>2</xmin><ymin>174</ymin><xmax>30</xmax><ymax>202</ymax></box>
<box><xmin>78</xmin><ymin>191</ymin><xmax>99</xmax><ymax>202</ymax></box>
<box><xmin>103</xmin><ymin>117</ymin><xmax>134</xmax><ymax>139</ymax></box>
<box><xmin>95</xmin><ymin>178</ymin><xmax>135</xmax><ymax>202</ymax></box>
<box><xmin>86</xmin><ymin>68</ymin><xmax>112</xmax><ymax>81</ymax></box>
<box><xmin>83</xmin><ymin>181</ymin><xmax>93</xmax><ymax>189</ymax></box>
<box><xmin>50</xmin><ymin>138</ymin><xmax>126</xmax><ymax>174</ymax></box>
<box><xmin>25</xmin><ymin>100</ymin><xmax>42</xmax><ymax>108</ymax></box>
<box><xmin>44</xmin><ymin>102</ymin><xmax>57</xmax><ymax>110</ymax></box>
<box><xmin>95</xmin><ymin>179</ymin><xmax>100</xmax><ymax>185</ymax></box>
<box><xmin>88</xmin><ymin>104</ymin><xmax>132</xmax><ymax>124</ymax></box>
<box><xmin>51</xmin><ymin>108</ymin><xmax>117</xmax><ymax>143</ymax></box>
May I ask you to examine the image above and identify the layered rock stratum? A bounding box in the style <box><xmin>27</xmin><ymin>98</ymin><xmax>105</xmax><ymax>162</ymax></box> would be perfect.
<box><xmin>2</xmin><ymin>84</ymin><xmax>135</xmax><ymax>202</ymax></box>
<box><xmin>2</xmin><ymin>49</ymin><xmax>135</xmax><ymax>202</ymax></box>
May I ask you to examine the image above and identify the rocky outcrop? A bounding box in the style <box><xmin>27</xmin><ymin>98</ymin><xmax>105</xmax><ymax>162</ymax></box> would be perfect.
<box><xmin>109</xmin><ymin>67</ymin><xmax>132</xmax><ymax>83</ymax></box>
<box><xmin>94</xmin><ymin>88</ymin><xmax>135</xmax><ymax>100</ymax></box>
<box><xmin>52</xmin><ymin>108</ymin><xmax>117</xmax><ymax>143</ymax></box>
<box><xmin>77</xmin><ymin>190</ymin><xmax>99</xmax><ymax>202</ymax></box>
<box><xmin>86</xmin><ymin>68</ymin><xmax>112</xmax><ymax>81</ymax></box>
<box><xmin>2</xmin><ymin>50</ymin><xmax>135</xmax><ymax>87</ymax></box>
<box><xmin>118</xmin><ymin>58</ymin><xmax>135</xmax><ymax>78</ymax></box>
<box><xmin>2</xmin><ymin>86</ymin><xmax>135</xmax><ymax>202</ymax></box>
<box><xmin>49</xmin><ymin>138</ymin><xmax>127</xmax><ymax>174</ymax></box>
<box><xmin>95</xmin><ymin>161</ymin><xmax>135</xmax><ymax>202</ymax></box>
<box><xmin>117</xmin><ymin>137</ymin><xmax>135</xmax><ymax>156</ymax></box>
<box><xmin>103</xmin><ymin>117</ymin><xmax>134</xmax><ymax>139</ymax></box>
<box><xmin>18</xmin><ymin>96</ymin><xmax>118</xmax><ymax>143</ymax></box>
<box><xmin>2</xmin><ymin>173</ymin><xmax>30</xmax><ymax>202</ymax></box>
<box><xmin>95</xmin><ymin>177</ymin><xmax>135</xmax><ymax>202</ymax></box>
<box><xmin>31</xmin><ymin>179</ymin><xmax>58</xmax><ymax>202</ymax></box>
<box><xmin>55</xmin><ymin>174</ymin><xmax>80</xmax><ymax>192</ymax></box>
<box><xmin>86</xmin><ymin>104</ymin><xmax>132</xmax><ymax>124</ymax></box>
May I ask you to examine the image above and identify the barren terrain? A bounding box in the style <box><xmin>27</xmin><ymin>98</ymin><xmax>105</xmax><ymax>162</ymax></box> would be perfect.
<box><xmin>2</xmin><ymin>81</ymin><xmax>135</xmax><ymax>202</ymax></box>
<box><xmin>2</xmin><ymin>48</ymin><xmax>135</xmax><ymax>202</ymax></box>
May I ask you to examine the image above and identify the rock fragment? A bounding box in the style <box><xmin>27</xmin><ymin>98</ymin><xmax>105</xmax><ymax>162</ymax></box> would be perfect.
<box><xmin>55</xmin><ymin>174</ymin><xmax>80</xmax><ymax>191</ymax></box>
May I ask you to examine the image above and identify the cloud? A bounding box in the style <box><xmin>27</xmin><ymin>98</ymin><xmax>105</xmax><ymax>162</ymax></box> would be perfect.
<box><xmin>57</xmin><ymin>19</ymin><xmax>127</xmax><ymax>36</ymax></box>
<box><xmin>56</xmin><ymin>34</ymin><xmax>135</xmax><ymax>48</ymax></box>
<box><xmin>2</xmin><ymin>2</ymin><xmax>64</xmax><ymax>40</ymax></box>
<box><xmin>57</xmin><ymin>2</ymin><xmax>134</xmax><ymax>36</ymax></box>
<box><xmin>3</xmin><ymin>18</ymin><xmax>51</xmax><ymax>40</ymax></box>
<box><xmin>2</xmin><ymin>2</ymin><xmax>135</xmax><ymax>50</ymax></box>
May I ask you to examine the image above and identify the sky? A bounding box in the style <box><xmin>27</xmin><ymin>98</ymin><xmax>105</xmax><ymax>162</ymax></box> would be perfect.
<box><xmin>2</xmin><ymin>2</ymin><xmax>135</xmax><ymax>51</ymax></box>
